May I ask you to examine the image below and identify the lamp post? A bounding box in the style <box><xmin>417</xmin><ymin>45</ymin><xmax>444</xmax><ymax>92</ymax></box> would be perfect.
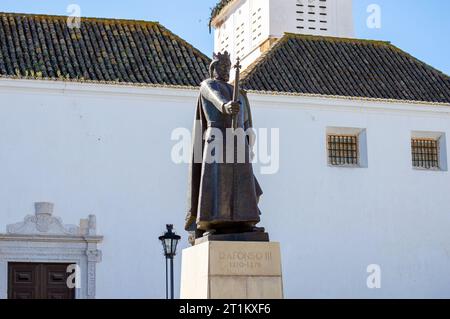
<box><xmin>158</xmin><ymin>224</ymin><xmax>181</xmax><ymax>299</ymax></box>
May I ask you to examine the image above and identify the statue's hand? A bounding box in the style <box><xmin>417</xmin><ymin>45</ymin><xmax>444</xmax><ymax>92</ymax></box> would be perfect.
<box><xmin>223</xmin><ymin>101</ymin><xmax>241</xmax><ymax>115</ymax></box>
<box><xmin>247</xmin><ymin>128</ymin><xmax>256</xmax><ymax>161</ymax></box>
<box><xmin>250</xmin><ymin>149</ymin><xmax>255</xmax><ymax>162</ymax></box>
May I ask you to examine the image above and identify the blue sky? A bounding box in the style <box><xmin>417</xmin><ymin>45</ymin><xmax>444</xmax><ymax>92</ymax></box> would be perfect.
<box><xmin>0</xmin><ymin>0</ymin><xmax>449</xmax><ymax>74</ymax></box>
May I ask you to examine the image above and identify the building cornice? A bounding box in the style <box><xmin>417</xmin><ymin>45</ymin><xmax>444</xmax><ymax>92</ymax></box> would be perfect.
<box><xmin>1</xmin><ymin>78</ymin><xmax>449</xmax><ymax>116</ymax></box>
<box><xmin>0</xmin><ymin>78</ymin><xmax>198</xmax><ymax>101</ymax></box>
<box><xmin>248</xmin><ymin>91</ymin><xmax>450</xmax><ymax>117</ymax></box>
<box><xmin>0</xmin><ymin>234</ymin><xmax>103</xmax><ymax>244</ymax></box>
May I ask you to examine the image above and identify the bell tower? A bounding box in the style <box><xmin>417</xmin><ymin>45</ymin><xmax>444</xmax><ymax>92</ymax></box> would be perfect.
<box><xmin>211</xmin><ymin>0</ymin><xmax>354</xmax><ymax>72</ymax></box>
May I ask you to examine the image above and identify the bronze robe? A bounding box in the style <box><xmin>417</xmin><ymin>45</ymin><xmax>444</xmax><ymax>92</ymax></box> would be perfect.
<box><xmin>185</xmin><ymin>79</ymin><xmax>263</xmax><ymax>232</ymax></box>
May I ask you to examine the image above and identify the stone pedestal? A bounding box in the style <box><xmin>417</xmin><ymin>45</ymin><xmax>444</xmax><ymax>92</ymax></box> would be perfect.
<box><xmin>180</xmin><ymin>241</ymin><xmax>283</xmax><ymax>299</ymax></box>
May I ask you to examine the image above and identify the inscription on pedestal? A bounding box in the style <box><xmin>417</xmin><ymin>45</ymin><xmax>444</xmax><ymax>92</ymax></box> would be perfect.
<box><xmin>209</xmin><ymin>242</ymin><xmax>281</xmax><ymax>276</ymax></box>
<box><xmin>219</xmin><ymin>251</ymin><xmax>272</xmax><ymax>270</ymax></box>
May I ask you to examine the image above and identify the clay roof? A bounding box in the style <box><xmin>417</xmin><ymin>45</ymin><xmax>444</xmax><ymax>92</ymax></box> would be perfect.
<box><xmin>0</xmin><ymin>12</ymin><xmax>210</xmax><ymax>86</ymax></box>
<box><xmin>1</xmin><ymin>12</ymin><xmax>449</xmax><ymax>104</ymax></box>
<box><xmin>240</xmin><ymin>33</ymin><xmax>450</xmax><ymax>104</ymax></box>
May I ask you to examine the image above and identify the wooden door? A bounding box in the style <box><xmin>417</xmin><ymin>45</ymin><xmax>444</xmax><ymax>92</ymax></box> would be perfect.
<box><xmin>8</xmin><ymin>263</ymin><xmax>75</xmax><ymax>299</ymax></box>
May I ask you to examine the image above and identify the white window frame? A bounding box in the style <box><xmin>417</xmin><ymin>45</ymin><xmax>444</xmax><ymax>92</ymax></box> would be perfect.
<box><xmin>411</xmin><ymin>131</ymin><xmax>448</xmax><ymax>171</ymax></box>
<box><xmin>326</xmin><ymin>127</ymin><xmax>368</xmax><ymax>168</ymax></box>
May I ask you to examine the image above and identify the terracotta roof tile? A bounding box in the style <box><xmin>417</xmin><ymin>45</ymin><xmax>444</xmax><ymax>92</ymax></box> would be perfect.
<box><xmin>2</xmin><ymin>12</ymin><xmax>449</xmax><ymax>104</ymax></box>
<box><xmin>0</xmin><ymin>12</ymin><xmax>210</xmax><ymax>86</ymax></box>
<box><xmin>240</xmin><ymin>34</ymin><xmax>450</xmax><ymax>104</ymax></box>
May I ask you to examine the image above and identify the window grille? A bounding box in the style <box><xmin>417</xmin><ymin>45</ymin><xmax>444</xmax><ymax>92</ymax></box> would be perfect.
<box><xmin>327</xmin><ymin>135</ymin><xmax>358</xmax><ymax>166</ymax></box>
<box><xmin>411</xmin><ymin>138</ymin><xmax>439</xmax><ymax>169</ymax></box>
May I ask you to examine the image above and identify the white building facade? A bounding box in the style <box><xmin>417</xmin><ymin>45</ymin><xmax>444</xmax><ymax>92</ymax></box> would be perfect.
<box><xmin>1</xmin><ymin>78</ymin><xmax>449</xmax><ymax>298</ymax></box>
<box><xmin>1</xmin><ymin>0</ymin><xmax>450</xmax><ymax>299</ymax></box>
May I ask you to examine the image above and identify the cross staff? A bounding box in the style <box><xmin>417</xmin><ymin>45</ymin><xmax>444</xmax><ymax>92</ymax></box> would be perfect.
<box><xmin>231</xmin><ymin>57</ymin><xmax>242</xmax><ymax>131</ymax></box>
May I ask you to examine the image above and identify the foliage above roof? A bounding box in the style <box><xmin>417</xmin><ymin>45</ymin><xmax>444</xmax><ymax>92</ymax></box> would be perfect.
<box><xmin>209</xmin><ymin>0</ymin><xmax>234</xmax><ymax>29</ymax></box>
<box><xmin>0</xmin><ymin>12</ymin><xmax>211</xmax><ymax>86</ymax></box>
<box><xmin>240</xmin><ymin>33</ymin><xmax>450</xmax><ymax>104</ymax></box>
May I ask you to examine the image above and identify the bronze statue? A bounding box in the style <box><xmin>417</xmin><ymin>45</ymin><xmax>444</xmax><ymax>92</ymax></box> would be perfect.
<box><xmin>185</xmin><ymin>51</ymin><xmax>265</xmax><ymax>243</ymax></box>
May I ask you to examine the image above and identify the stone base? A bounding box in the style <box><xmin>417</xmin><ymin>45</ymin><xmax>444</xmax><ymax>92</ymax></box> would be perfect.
<box><xmin>195</xmin><ymin>232</ymin><xmax>269</xmax><ymax>245</ymax></box>
<box><xmin>180</xmin><ymin>241</ymin><xmax>283</xmax><ymax>299</ymax></box>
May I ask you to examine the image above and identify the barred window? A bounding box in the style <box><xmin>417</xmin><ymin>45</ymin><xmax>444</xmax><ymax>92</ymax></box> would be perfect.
<box><xmin>411</xmin><ymin>138</ymin><xmax>439</xmax><ymax>169</ymax></box>
<box><xmin>327</xmin><ymin>135</ymin><xmax>358</xmax><ymax>166</ymax></box>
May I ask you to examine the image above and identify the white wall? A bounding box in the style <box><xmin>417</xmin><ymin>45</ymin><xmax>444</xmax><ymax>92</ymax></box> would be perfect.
<box><xmin>1</xmin><ymin>79</ymin><xmax>450</xmax><ymax>298</ymax></box>
<box><xmin>250</xmin><ymin>93</ymin><xmax>450</xmax><ymax>298</ymax></box>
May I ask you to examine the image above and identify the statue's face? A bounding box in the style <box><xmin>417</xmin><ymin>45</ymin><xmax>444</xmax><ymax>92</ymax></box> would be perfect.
<box><xmin>214</xmin><ymin>59</ymin><xmax>231</xmax><ymax>82</ymax></box>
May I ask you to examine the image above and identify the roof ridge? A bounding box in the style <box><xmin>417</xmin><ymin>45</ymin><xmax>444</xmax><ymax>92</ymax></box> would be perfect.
<box><xmin>0</xmin><ymin>11</ymin><xmax>160</xmax><ymax>25</ymax></box>
<box><xmin>283</xmin><ymin>32</ymin><xmax>392</xmax><ymax>46</ymax></box>
<box><xmin>386</xmin><ymin>42</ymin><xmax>450</xmax><ymax>79</ymax></box>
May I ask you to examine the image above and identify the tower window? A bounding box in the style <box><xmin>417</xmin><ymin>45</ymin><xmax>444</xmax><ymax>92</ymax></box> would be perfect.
<box><xmin>251</xmin><ymin>7</ymin><xmax>262</xmax><ymax>46</ymax></box>
<box><xmin>296</xmin><ymin>0</ymin><xmax>329</xmax><ymax>32</ymax></box>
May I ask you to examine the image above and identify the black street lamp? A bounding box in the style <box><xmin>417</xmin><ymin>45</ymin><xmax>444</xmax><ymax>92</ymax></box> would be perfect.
<box><xmin>158</xmin><ymin>224</ymin><xmax>181</xmax><ymax>299</ymax></box>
